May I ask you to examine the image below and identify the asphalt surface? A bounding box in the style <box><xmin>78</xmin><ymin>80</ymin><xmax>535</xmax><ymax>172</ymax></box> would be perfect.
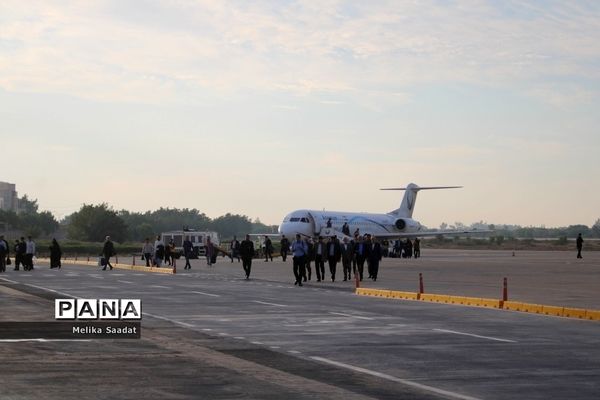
<box><xmin>1</xmin><ymin>250</ymin><xmax>599</xmax><ymax>400</ymax></box>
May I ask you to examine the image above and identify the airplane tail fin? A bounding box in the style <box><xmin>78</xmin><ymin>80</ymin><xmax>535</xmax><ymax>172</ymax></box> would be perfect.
<box><xmin>381</xmin><ymin>183</ymin><xmax>462</xmax><ymax>218</ymax></box>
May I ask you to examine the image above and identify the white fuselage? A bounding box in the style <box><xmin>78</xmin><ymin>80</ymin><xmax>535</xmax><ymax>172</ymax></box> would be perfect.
<box><xmin>278</xmin><ymin>209</ymin><xmax>423</xmax><ymax>239</ymax></box>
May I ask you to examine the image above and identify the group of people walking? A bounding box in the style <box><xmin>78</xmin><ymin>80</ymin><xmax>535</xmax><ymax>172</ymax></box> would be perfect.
<box><xmin>227</xmin><ymin>233</ymin><xmax>390</xmax><ymax>284</ymax></box>
<box><xmin>284</xmin><ymin>233</ymin><xmax>384</xmax><ymax>285</ymax></box>
<box><xmin>391</xmin><ymin>238</ymin><xmax>421</xmax><ymax>259</ymax></box>
<box><xmin>139</xmin><ymin>235</ymin><xmax>218</xmax><ymax>270</ymax></box>
<box><xmin>0</xmin><ymin>235</ymin><xmax>62</xmax><ymax>272</ymax></box>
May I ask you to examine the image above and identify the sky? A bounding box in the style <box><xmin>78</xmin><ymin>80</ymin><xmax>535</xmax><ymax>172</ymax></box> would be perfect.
<box><xmin>1</xmin><ymin>0</ymin><xmax>599</xmax><ymax>228</ymax></box>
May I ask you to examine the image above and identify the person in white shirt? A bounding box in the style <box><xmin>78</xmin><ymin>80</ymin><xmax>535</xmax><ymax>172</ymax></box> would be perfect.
<box><xmin>154</xmin><ymin>236</ymin><xmax>165</xmax><ymax>267</ymax></box>
<box><xmin>142</xmin><ymin>238</ymin><xmax>154</xmax><ymax>267</ymax></box>
<box><xmin>25</xmin><ymin>236</ymin><xmax>36</xmax><ymax>271</ymax></box>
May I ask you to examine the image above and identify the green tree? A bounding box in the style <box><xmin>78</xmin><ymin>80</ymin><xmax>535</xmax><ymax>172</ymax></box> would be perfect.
<box><xmin>0</xmin><ymin>210</ymin><xmax>19</xmax><ymax>229</ymax></box>
<box><xmin>18</xmin><ymin>194</ymin><xmax>39</xmax><ymax>214</ymax></box>
<box><xmin>210</xmin><ymin>213</ymin><xmax>253</xmax><ymax>238</ymax></box>
<box><xmin>250</xmin><ymin>218</ymin><xmax>278</xmax><ymax>235</ymax></box>
<box><xmin>68</xmin><ymin>204</ymin><xmax>127</xmax><ymax>242</ymax></box>
<box><xmin>19</xmin><ymin>211</ymin><xmax>59</xmax><ymax>236</ymax></box>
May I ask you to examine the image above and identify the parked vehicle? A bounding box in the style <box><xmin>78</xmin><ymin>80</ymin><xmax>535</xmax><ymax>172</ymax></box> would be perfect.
<box><xmin>160</xmin><ymin>230</ymin><xmax>220</xmax><ymax>259</ymax></box>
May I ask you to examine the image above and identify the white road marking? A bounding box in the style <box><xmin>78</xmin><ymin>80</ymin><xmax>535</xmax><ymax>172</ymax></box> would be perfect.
<box><xmin>288</xmin><ymin>350</ymin><xmax>301</xmax><ymax>354</ymax></box>
<box><xmin>0</xmin><ymin>278</ymin><xmax>18</xmax><ymax>284</ymax></box>
<box><xmin>14</xmin><ymin>282</ymin><xmax>78</xmax><ymax>298</ymax></box>
<box><xmin>433</xmin><ymin>329</ymin><xmax>517</xmax><ymax>343</ymax></box>
<box><xmin>270</xmin><ymin>346</ymin><xmax>280</xmax><ymax>349</ymax></box>
<box><xmin>252</xmin><ymin>300</ymin><xmax>288</xmax><ymax>307</ymax></box>
<box><xmin>234</xmin><ymin>337</ymin><xmax>245</xmax><ymax>340</ymax></box>
<box><xmin>190</xmin><ymin>291</ymin><xmax>221</xmax><ymax>297</ymax></box>
<box><xmin>150</xmin><ymin>285</ymin><xmax>170</xmax><ymax>289</ymax></box>
<box><xmin>0</xmin><ymin>339</ymin><xmax>92</xmax><ymax>343</ymax></box>
<box><xmin>117</xmin><ymin>280</ymin><xmax>134</xmax><ymax>284</ymax></box>
<box><xmin>310</xmin><ymin>356</ymin><xmax>483</xmax><ymax>400</ymax></box>
<box><xmin>329</xmin><ymin>312</ymin><xmax>374</xmax><ymax>320</ymax></box>
<box><xmin>143</xmin><ymin>312</ymin><xmax>195</xmax><ymax>328</ymax></box>
<box><xmin>251</xmin><ymin>341</ymin><xmax>264</xmax><ymax>345</ymax></box>
<box><xmin>202</xmin><ymin>328</ymin><xmax>212</xmax><ymax>331</ymax></box>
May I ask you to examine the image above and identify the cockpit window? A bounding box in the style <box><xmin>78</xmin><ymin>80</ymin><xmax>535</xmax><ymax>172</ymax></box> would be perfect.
<box><xmin>290</xmin><ymin>217</ymin><xmax>300</xmax><ymax>222</ymax></box>
<box><xmin>300</xmin><ymin>218</ymin><xmax>309</xmax><ymax>223</ymax></box>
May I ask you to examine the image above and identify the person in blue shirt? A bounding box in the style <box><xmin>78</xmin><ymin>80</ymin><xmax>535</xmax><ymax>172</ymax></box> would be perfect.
<box><xmin>291</xmin><ymin>234</ymin><xmax>308</xmax><ymax>286</ymax></box>
<box><xmin>354</xmin><ymin>235</ymin><xmax>366</xmax><ymax>281</ymax></box>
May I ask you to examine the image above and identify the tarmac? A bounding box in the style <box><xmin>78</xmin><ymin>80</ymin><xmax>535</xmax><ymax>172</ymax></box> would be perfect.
<box><xmin>0</xmin><ymin>249</ymin><xmax>599</xmax><ymax>399</ymax></box>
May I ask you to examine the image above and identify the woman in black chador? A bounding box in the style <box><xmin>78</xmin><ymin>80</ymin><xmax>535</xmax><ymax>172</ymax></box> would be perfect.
<box><xmin>49</xmin><ymin>238</ymin><xmax>62</xmax><ymax>269</ymax></box>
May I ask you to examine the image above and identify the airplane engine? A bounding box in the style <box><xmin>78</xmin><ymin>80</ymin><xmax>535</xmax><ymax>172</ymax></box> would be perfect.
<box><xmin>394</xmin><ymin>218</ymin><xmax>420</xmax><ymax>231</ymax></box>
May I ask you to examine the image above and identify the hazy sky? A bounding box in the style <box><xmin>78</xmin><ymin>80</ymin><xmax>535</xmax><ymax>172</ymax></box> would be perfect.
<box><xmin>1</xmin><ymin>1</ymin><xmax>599</xmax><ymax>227</ymax></box>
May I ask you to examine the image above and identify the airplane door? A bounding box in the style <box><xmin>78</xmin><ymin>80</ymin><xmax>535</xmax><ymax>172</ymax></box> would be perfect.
<box><xmin>308</xmin><ymin>212</ymin><xmax>319</xmax><ymax>236</ymax></box>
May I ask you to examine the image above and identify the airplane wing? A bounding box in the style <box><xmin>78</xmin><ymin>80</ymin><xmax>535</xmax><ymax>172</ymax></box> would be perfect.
<box><xmin>365</xmin><ymin>229</ymin><xmax>493</xmax><ymax>239</ymax></box>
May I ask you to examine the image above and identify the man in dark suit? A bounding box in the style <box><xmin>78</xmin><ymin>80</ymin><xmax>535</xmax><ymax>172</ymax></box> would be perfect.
<box><xmin>413</xmin><ymin>238</ymin><xmax>421</xmax><ymax>258</ymax></box>
<box><xmin>314</xmin><ymin>236</ymin><xmax>326</xmax><ymax>282</ymax></box>
<box><xmin>280</xmin><ymin>235</ymin><xmax>290</xmax><ymax>262</ymax></box>
<box><xmin>183</xmin><ymin>237</ymin><xmax>194</xmax><ymax>269</ymax></box>
<box><xmin>340</xmin><ymin>237</ymin><xmax>354</xmax><ymax>281</ymax></box>
<box><xmin>369</xmin><ymin>236</ymin><xmax>383</xmax><ymax>281</ymax></box>
<box><xmin>304</xmin><ymin>238</ymin><xmax>314</xmax><ymax>281</ymax></box>
<box><xmin>264</xmin><ymin>236</ymin><xmax>273</xmax><ymax>262</ymax></box>
<box><xmin>354</xmin><ymin>235</ymin><xmax>366</xmax><ymax>281</ymax></box>
<box><xmin>364</xmin><ymin>235</ymin><xmax>373</xmax><ymax>278</ymax></box>
<box><xmin>102</xmin><ymin>236</ymin><xmax>115</xmax><ymax>270</ymax></box>
<box><xmin>576</xmin><ymin>233</ymin><xmax>584</xmax><ymax>259</ymax></box>
<box><xmin>0</xmin><ymin>235</ymin><xmax>7</xmax><ymax>273</ymax></box>
<box><xmin>230</xmin><ymin>236</ymin><xmax>240</xmax><ymax>263</ymax></box>
<box><xmin>326</xmin><ymin>236</ymin><xmax>341</xmax><ymax>282</ymax></box>
<box><xmin>239</xmin><ymin>234</ymin><xmax>255</xmax><ymax>279</ymax></box>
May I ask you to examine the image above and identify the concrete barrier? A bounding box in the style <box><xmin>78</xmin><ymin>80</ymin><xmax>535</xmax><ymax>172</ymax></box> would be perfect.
<box><xmin>354</xmin><ymin>288</ymin><xmax>599</xmax><ymax>322</ymax></box>
<box><xmin>36</xmin><ymin>257</ymin><xmax>174</xmax><ymax>274</ymax></box>
<box><xmin>478</xmin><ymin>298</ymin><xmax>502</xmax><ymax>309</ymax></box>
<box><xmin>562</xmin><ymin>307</ymin><xmax>587</xmax><ymax>319</ymax></box>
<box><xmin>585</xmin><ymin>310</ymin><xmax>600</xmax><ymax>321</ymax></box>
<box><xmin>389</xmin><ymin>291</ymin><xmax>419</xmax><ymax>300</ymax></box>
<box><xmin>520</xmin><ymin>303</ymin><xmax>544</xmax><ymax>314</ymax></box>
<box><xmin>502</xmin><ymin>301</ymin><xmax>525</xmax><ymax>311</ymax></box>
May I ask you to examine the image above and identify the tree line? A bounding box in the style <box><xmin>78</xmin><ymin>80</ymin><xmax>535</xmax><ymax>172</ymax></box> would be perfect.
<box><xmin>0</xmin><ymin>196</ymin><xmax>59</xmax><ymax>237</ymax></box>
<box><xmin>66</xmin><ymin>204</ymin><xmax>276</xmax><ymax>242</ymax></box>
<box><xmin>1</xmin><ymin>195</ymin><xmax>599</xmax><ymax>243</ymax></box>
<box><xmin>441</xmin><ymin>220</ymin><xmax>600</xmax><ymax>239</ymax></box>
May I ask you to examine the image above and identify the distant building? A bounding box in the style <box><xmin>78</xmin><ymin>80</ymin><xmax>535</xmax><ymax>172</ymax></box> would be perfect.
<box><xmin>0</xmin><ymin>181</ymin><xmax>19</xmax><ymax>212</ymax></box>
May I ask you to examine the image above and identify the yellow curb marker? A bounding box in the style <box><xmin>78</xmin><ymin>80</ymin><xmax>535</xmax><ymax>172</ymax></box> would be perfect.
<box><xmin>36</xmin><ymin>258</ymin><xmax>174</xmax><ymax>274</ymax></box>
<box><xmin>355</xmin><ymin>288</ymin><xmax>600</xmax><ymax>321</ymax></box>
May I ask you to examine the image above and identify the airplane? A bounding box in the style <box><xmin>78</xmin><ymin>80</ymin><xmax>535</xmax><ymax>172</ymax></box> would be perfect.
<box><xmin>270</xmin><ymin>183</ymin><xmax>489</xmax><ymax>241</ymax></box>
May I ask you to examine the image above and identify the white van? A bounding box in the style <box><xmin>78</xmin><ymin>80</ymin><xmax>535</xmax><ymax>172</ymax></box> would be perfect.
<box><xmin>161</xmin><ymin>230</ymin><xmax>220</xmax><ymax>258</ymax></box>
